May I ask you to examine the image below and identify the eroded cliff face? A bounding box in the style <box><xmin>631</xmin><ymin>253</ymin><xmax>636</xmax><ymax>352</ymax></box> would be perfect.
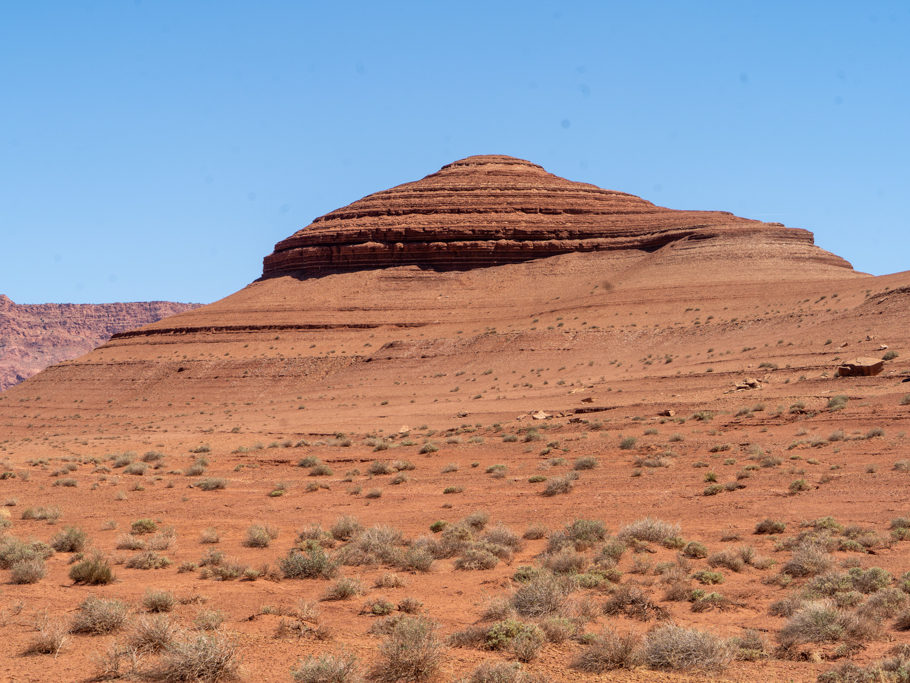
<box><xmin>0</xmin><ymin>295</ymin><xmax>199</xmax><ymax>390</ymax></box>
<box><xmin>263</xmin><ymin>155</ymin><xmax>852</xmax><ymax>277</ymax></box>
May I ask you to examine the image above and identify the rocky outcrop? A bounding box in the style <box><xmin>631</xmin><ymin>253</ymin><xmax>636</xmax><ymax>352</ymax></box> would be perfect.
<box><xmin>836</xmin><ymin>357</ymin><xmax>885</xmax><ymax>377</ymax></box>
<box><xmin>263</xmin><ymin>154</ymin><xmax>852</xmax><ymax>278</ymax></box>
<box><xmin>0</xmin><ymin>295</ymin><xmax>199</xmax><ymax>390</ymax></box>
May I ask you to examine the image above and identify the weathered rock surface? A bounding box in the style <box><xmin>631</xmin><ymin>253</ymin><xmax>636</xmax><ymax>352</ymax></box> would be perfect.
<box><xmin>836</xmin><ymin>357</ymin><xmax>885</xmax><ymax>377</ymax></box>
<box><xmin>0</xmin><ymin>294</ymin><xmax>199</xmax><ymax>390</ymax></box>
<box><xmin>263</xmin><ymin>154</ymin><xmax>852</xmax><ymax>278</ymax></box>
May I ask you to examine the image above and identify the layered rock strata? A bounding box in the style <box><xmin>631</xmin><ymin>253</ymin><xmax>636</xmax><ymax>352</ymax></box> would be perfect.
<box><xmin>0</xmin><ymin>295</ymin><xmax>198</xmax><ymax>390</ymax></box>
<box><xmin>263</xmin><ymin>154</ymin><xmax>851</xmax><ymax>277</ymax></box>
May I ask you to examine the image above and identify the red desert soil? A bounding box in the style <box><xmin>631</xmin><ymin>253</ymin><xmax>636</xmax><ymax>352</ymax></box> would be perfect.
<box><xmin>0</xmin><ymin>156</ymin><xmax>908</xmax><ymax>682</ymax></box>
<box><xmin>0</xmin><ymin>295</ymin><xmax>199</xmax><ymax>391</ymax></box>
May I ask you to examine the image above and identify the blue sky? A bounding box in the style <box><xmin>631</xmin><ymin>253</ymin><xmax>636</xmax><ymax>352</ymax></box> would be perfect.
<box><xmin>2</xmin><ymin>1</ymin><xmax>908</xmax><ymax>304</ymax></box>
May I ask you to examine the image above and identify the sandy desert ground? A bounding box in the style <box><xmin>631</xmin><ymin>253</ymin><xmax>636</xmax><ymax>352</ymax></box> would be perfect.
<box><xmin>1</xmin><ymin>158</ymin><xmax>909</xmax><ymax>682</ymax></box>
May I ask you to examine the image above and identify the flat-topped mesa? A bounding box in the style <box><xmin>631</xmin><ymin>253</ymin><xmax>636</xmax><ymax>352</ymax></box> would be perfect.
<box><xmin>262</xmin><ymin>154</ymin><xmax>851</xmax><ymax>278</ymax></box>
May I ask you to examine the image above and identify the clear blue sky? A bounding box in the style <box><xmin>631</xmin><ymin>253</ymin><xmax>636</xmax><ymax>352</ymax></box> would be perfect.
<box><xmin>2</xmin><ymin>1</ymin><xmax>908</xmax><ymax>304</ymax></box>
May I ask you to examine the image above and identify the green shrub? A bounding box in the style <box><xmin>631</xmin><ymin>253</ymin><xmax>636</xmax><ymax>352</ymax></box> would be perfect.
<box><xmin>70</xmin><ymin>553</ymin><xmax>114</xmax><ymax>584</ymax></box>
<box><xmin>131</xmin><ymin>519</ymin><xmax>158</xmax><ymax>535</ymax></box>
<box><xmin>754</xmin><ymin>519</ymin><xmax>786</xmax><ymax>535</ymax></box>
<box><xmin>143</xmin><ymin>590</ymin><xmax>176</xmax><ymax>613</ymax></box>
<box><xmin>51</xmin><ymin>526</ymin><xmax>87</xmax><ymax>552</ymax></box>
<box><xmin>125</xmin><ymin>551</ymin><xmax>172</xmax><ymax>570</ymax></box>
<box><xmin>789</xmin><ymin>479</ymin><xmax>811</xmax><ymax>494</ymax></box>
<box><xmin>280</xmin><ymin>547</ymin><xmax>339</xmax><ymax>579</ymax></box>
<box><xmin>574</xmin><ymin>457</ymin><xmax>598</xmax><ymax>470</ymax></box>
<box><xmin>197</xmin><ymin>477</ymin><xmax>226</xmax><ymax>491</ymax></box>
<box><xmin>331</xmin><ymin>515</ymin><xmax>362</xmax><ymax>541</ymax></box>
<box><xmin>693</xmin><ymin>570</ymin><xmax>724</xmax><ymax>585</ymax></box>
<box><xmin>682</xmin><ymin>541</ymin><xmax>708</xmax><ymax>559</ymax></box>
<box><xmin>542</xmin><ymin>473</ymin><xmax>577</xmax><ymax>496</ymax></box>
<box><xmin>323</xmin><ymin>577</ymin><xmax>363</xmax><ymax>601</ymax></box>
<box><xmin>244</xmin><ymin>524</ymin><xmax>277</xmax><ymax>548</ymax></box>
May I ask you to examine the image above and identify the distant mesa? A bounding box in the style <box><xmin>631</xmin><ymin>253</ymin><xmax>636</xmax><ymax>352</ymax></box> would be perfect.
<box><xmin>262</xmin><ymin>154</ymin><xmax>851</xmax><ymax>278</ymax></box>
<box><xmin>0</xmin><ymin>295</ymin><xmax>200</xmax><ymax>391</ymax></box>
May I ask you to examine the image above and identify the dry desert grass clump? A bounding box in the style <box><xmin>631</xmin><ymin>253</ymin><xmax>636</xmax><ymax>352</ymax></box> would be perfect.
<box><xmin>369</xmin><ymin>616</ymin><xmax>442</xmax><ymax>682</ymax></box>
<box><xmin>291</xmin><ymin>653</ymin><xmax>360</xmax><ymax>683</ymax></box>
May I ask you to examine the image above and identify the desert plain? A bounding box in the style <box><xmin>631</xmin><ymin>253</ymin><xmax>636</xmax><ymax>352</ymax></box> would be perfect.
<box><xmin>1</xmin><ymin>156</ymin><xmax>909</xmax><ymax>682</ymax></box>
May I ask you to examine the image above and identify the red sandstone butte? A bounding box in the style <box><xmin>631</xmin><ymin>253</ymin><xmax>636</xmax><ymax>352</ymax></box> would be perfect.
<box><xmin>263</xmin><ymin>154</ymin><xmax>851</xmax><ymax>277</ymax></box>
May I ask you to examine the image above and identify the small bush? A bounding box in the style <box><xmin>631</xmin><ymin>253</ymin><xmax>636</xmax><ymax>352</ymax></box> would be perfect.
<box><xmin>643</xmin><ymin>624</ymin><xmax>732</xmax><ymax>671</ymax></box>
<box><xmin>131</xmin><ymin>615</ymin><xmax>178</xmax><ymax>653</ymax></box>
<box><xmin>708</xmin><ymin>550</ymin><xmax>745</xmax><ymax>573</ymax></box>
<box><xmin>789</xmin><ymin>479</ymin><xmax>811</xmax><ymax>494</ymax></box>
<box><xmin>144</xmin><ymin>590</ymin><xmax>176</xmax><ymax>613</ymax></box>
<box><xmin>330</xmin><ymin>515</ymin><xmax>362</xmax><ymax>541</ymax></box>
<box><xmin>510</xmin><ymin>626</ymin><xmax>545</xmax><ymax>662</ymax></box>
<box><xmin>883</xmin><ymin>350</ymin><xmax>898</xmax><ymax>361</ymax></box>
<box><xmin>857</xmin><ymin>588</ymin><xmax>907</xmax><ymax>619</ymax></box>
<box><xmin>51</xmin><ymin>526</ymin><xmax>87</xmax><ymax>552</ymax></box>
<box><xmin>11</xmin><ymin>558</ymin><xmax>46</xmax><ymax>584</ymax></box>
<box><xmin>778</xmin><ymin>601</ymin><xmax>873</xmax><ymax>649</ymax></box>
<box><xmin>617</xmin><ymin>517</ymin><xmax>680</xmax><ymax>544</ymax></box>
<box><xmin>693</xmin><ymin>570</ymin><xmax>724</xmax><ymax>585</ymax></box>
<box><xmin>603</xmin><ymin>585</ymin><xmax>668</xmax><ymax>621</ymax></box>
<box><xmin>152</xmin><ymin>633</ymin><xmax>238</xmax><ymax>681</ymax></box>
<box><xmin>70</xmin><ymin>597</ymin><xmax>128</xmax><ymax>634</ymax></box>
<box><xmin>197</xmin><ymin>477</ymin><xmax>226</xmax><ymax>491</ymax></box>
<box><xmin>199</xmin><ymin>527</ymin><xmax>220</xmax><ymax>544</ymax></box>
<box><xmin>783</xmin><ymin>544</ymin><xmax>833</xmax><ymax>577</ymax></box>
<box><xmin>511</xmin><ymin>574</ymin><xmax>572</xmax><ymax>618</ymax></box>
<box><xmin>131</xmin><ymin>519</ymin><xmax>158</xmax><ymax>535</ymax></box>
<box><xmin>244</xmin><ymin>524</ymin><xmax>278</xmax><ymax>548</ymax></box>
<box><xmin>542</xmin><ymin>473</ymin><xmax>577</xmax><ymax>496</ymax></box>
<box><xmin>827</xmin><ymin>395</ymin><xmax>849</xmax><ymax>411</ymax></box>
<box><xmin>682</xmin><ymin>541</ymin><xmax>708</xmax><ymax>559</ymax></box>
<box><xmin>523</xmin><ymin>524</ymin><xmax>547</xmax><ymax>540</ymax></box>
<box><xmin>309</xmin><ymin>463</ymin><xmax>334</xmax><ymax>477</ymax></box>
<box><xmin>292</xmin><ymin>653</ymin><xmax>360</xmax><ymax>683</ymax></box>
<box><xmin>24</xmin><ymin>620</ymin><xmax>68</xmax><ymax>656</ymax></box>
<box><xmin>69</xmin><ymin>553</ymin><xmax>115</xmax><ymax>584</ymax></box>
<box><xmin>573</xmin><ymin>630</ymin><xmax>641</xmax><ymax>672</ymax></box>
<box><xmin>193</xmin><ymin>609</ymin><xmax>224</xmax><ymax>631</ymax></box>
<box><xmin>574</xmin><ymin>457</ymin><xmax>598</xmax><ymax>470</ymax></box>
<box><xmin>126</xmin><ymin>551</ymin><xmax>172</xmax><ymax>570</ymax></box>
<box><xmin>369</xmin><ymin>617</ymin><xmax>442</xmax><ymax>682</ymax></box>
<box><xmin>281</xmin><ymin>547</ymin><xmax>339</xmax><ymax>580</ymax></box>
<box><xmin>465</xmin><ymin>662</ymin><xmax>535</xmax><ymax>683</ymax></box>
<box><xmin>619</xmin><ymin>436</ymin><xmax>637</xmax><ymax>450</ymax></box>
<box><xmin>454</xmin><ymin>546</ymin><xmax>499</xmax><ymax>571</ymax></box>
<box><xmin>323</xmin><ymin>577</ymin><xmax>363</xmax><ymax>601</ymax></box>
<box><xmin>755</xmin><ymin>519</ymin><xmax>786</xmax><ymax>535</ymax></box>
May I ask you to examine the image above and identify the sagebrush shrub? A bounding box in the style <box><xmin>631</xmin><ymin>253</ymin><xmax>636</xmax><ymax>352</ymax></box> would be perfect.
<box><xmin>70</xmin><ymin>597</ymin><xmax>128</xmax><ymax>634</ymax></box>
<box><xmin>643</xmin><ymin>624</ymin><xmax>732</xmax><ymax>671</ymax></box>
<box><xmin>369</xmin><ymin>617</ymin><xmax>442</xmax><ymax>683</ymax></box>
